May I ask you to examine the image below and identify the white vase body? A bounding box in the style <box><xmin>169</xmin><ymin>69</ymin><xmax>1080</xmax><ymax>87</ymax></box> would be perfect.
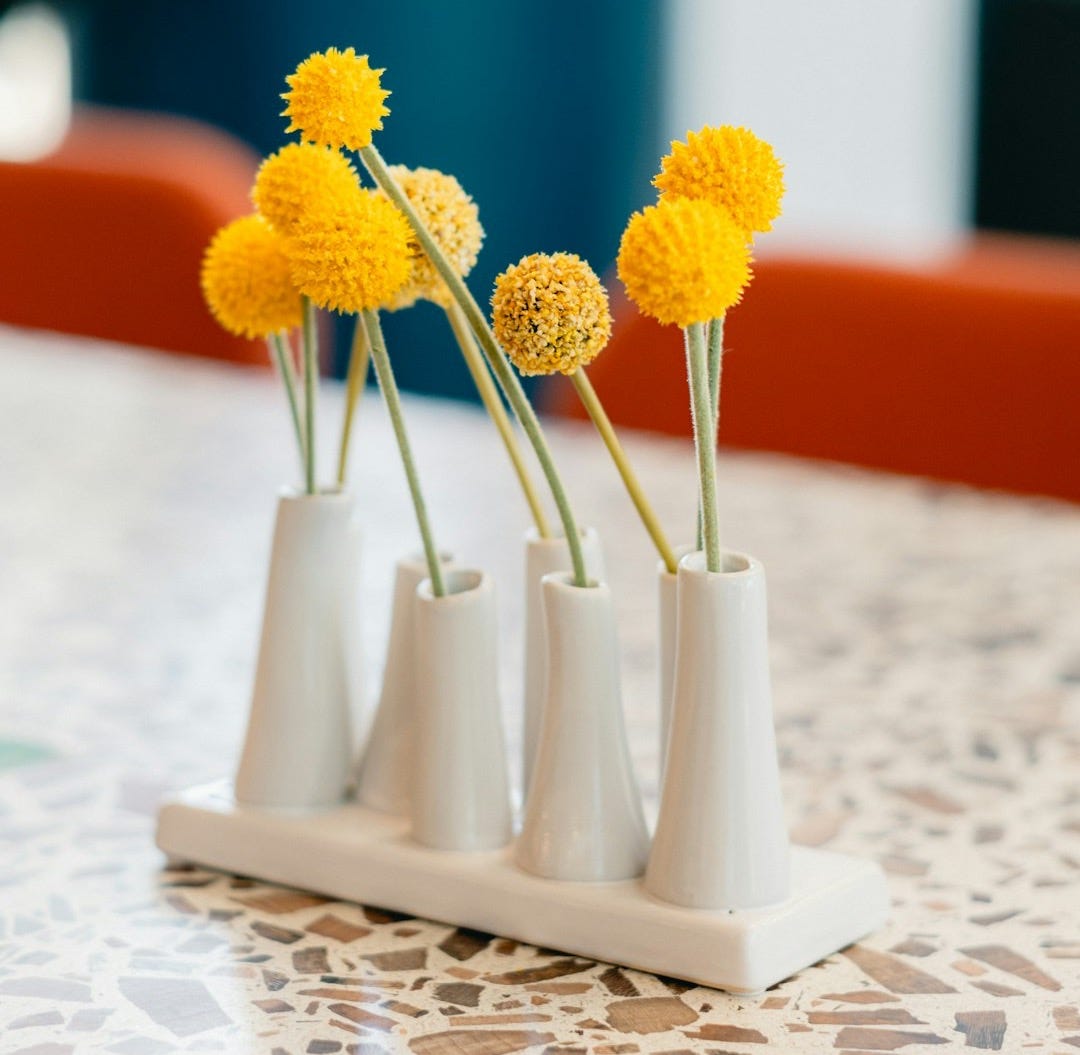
<box><xmin>354</xmin><ymin>551</ymin><xmax>455</xmax><ymax>814</ymax></box>
<box><xmin>235</xmin><ymin>490</ymin><xmax>359</xmax><ymax>810</ymax></box>
<box><xmin>411</xmin><ymin>569</ymin><xmax>512</xmax><ymax>851</ymax></box>
<box><xmin>657</xmin><ymin>543</ymin><xmax>693</xmax><ymax>775</ymax></box>
<box><xmin>515</xmin><ymin>573</ymin><xmax>649</xmax><ymax>881</ymax></box>
<box><xmin>522</xmin><ymin>527</ymin><xmax>605</xmax><ymax>795</ymax></box>
<box><xmin>646</xmin><ymin>551</ymin><xmax>790</xmax><ymax>909</ymax></box>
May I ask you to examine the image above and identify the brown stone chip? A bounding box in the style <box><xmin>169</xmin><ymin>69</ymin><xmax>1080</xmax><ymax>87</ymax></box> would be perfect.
<box><xmin>599</xmin><ymin>967</ymin><xmax>639</xmax><ymax>997</ymax></box>
<box><xmin>362</xmin><ymin>947</ymin><xmax>428</xmax><ymax>971</ymax></box>
<box><xmin>593</xmin><ymin>1045</ymin><xmax>639</xmax><ymax>1054</ymax></box>
<box><xmin>890</xmin><ymin>785</ymin><xmax>965</xmax><ymax>814</ymax></box>
<box><xmin>972</xmin><ymin>981</ymin><xmax>1024</xmax><ymax>998</ymax></box>
<box><xmin>955</xmin><ymin>1010</ymin><xmax>1007</xmax><ymax>1050</ymax></box>
<box><xmin>262</xmin><ymin>968</ymin><xmax>289</xmax><ymax>991</ymax></box>
<box><xmin>842</xmin><ymin>945</ymin><xmax>958</xmax><ymax>994</ymax></box>
<box><xmin>363</xmin><ymin>906</ymin><xmax>412</xmax><ymax>924</ymax></box>
<box><xmin>294</xmin><ymin>946</ymin><xmax>332</xmax><ymax>974</ymax></box>
<box><xmin>434</xmin><ymin>982</ymin><xmax>483</xmax><ymax>1007</ymax></box>
<box><xmin>299</xmin><ymin>987</ymin><xmax>380</xmax><ymax>1002</ymax></box>
<box><xmin>879</xmin><ymin>855</ymin><xmax>930</xmax><ymax>877</ymax></box>
<box><xmin>483</xmin><ymin>959</ymin><xmax>593</xmax><ymax>986</ymax></box>
<box><xmin>889</xmin><ymin>939</ymin><xmax>936</xmax><ymax>957</ymax></box>
<box><xmin>969</xmin><ymin>909</ymin><xmax>1021</xmax><ymax>926</ymax></box>
<box><xmin>681</xmin><ymin>1024</ymin><xmax>767</xmax><ymax>1043</ymax></box>
<box><xmin>449</xmin><ymin>1014</ymin><xmax>553</xmax><ymax>1026</ymax></box>
<box><xmin>834</xmin><ymin>1027</ymin><xmax>948</xmax><ymax>1049</ymax></box>
<box><xmin>383</xmin><ymin>1000</ymin><xmax>427</xmax><ymax>1018</ymax></box>
<box><xmin>821</xmin><ymin>990</ymin><xmax>900</xmax><ymax>1004</ymax></box>
<box><xmin>524</xmin><ymin>982</ymin><xmax>592</xmax><ymax>995</ymax></box>
<box><xmin>254</xmin><ymin>998</ymin><xmax>295</xmax><ymax>1014</ymax></box>
<box><xmin>164</xmin><ymin>892</ymin><xmax>200</xmax><ymax>915</ymax></box>
<box><xmin>307</xmin><ymin>914</ymin><xmax>373</xmax><ymax>943</ymax></box>
<box><xmin>328</xmin><ymin>1003</ymin><xmax>398</xmax><ymax>1032</ymax></box>
<box><xmin>606</xmin><ymin>997</ymin><xmax>697</xmax><ymax>1034</ymax></box>
<box><xmin>1056</xmin><ymin>1007</ymin><xmax>1080</xmax><ymax>1031</ymax></box>
<box><xmin>409</xmin><ymin>1030</ymin><xmax>557</xmax><ymax>1055</ymax></box>
<box><xmin>234</xmin><ymin>890</ymin><xmax>330</xmax><ymax>913</ymax></box>
<box><xmin>960</xmin><ymin>944</ymin><xmax>1062</xmax><ymax>991</ymax></box>
<box><xmin>438</xmin><ymin>928</ymin><xmax>493</xmax><ymax>961</ymax></box>
<box><xmin>494</xmin><ymin>939</ymin><xmax>518</xmax><ymax>955</ymax></box>
<box><xmin>307</xmin><ymin>1042</ymin><xmax>343</xmax><ymax>1054</ymax></box>
<box><xmin>807</xmin><ymin>1009</ymin><xmax>923</xmax><ymax>1026</ymax></box>
<box><xmin>760</xmin><ymin>996</ymin><xmax>788</xmax><ymax>1009</ymax></box>
<box><xmin>251</xmin><ymin>920</ymin><xmax>305</xmax><ymax>944</ymax></box>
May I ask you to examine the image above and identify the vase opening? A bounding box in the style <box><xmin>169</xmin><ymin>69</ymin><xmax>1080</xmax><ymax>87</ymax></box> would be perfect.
<box><xmin>417</xmin><ymin>568</ymin><xmax>485</xmax><ymax>601</ymax></box>
<box><xmin>680</xmin><ymin>550</ymin><xmax>752</xmax><ymax>576</ymax></box>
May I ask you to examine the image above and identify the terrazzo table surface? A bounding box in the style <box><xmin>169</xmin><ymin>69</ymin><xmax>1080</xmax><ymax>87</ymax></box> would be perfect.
<box><xmin>1</xmin><ymin>326</ymin><xmax>1079</xmax><ymax>1054</ymax></box>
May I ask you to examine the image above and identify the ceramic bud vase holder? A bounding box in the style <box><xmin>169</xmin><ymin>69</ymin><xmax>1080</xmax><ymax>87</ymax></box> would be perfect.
<box><xmin>516</xmin><ymin>573</ymin><xmax>649</xmax><ymax>880</ymax></box>
<box><xmin>657</xmin><ymin>543</ymin><xmax>693</xmax><ymax>773</ymax></box>
<box><xmin>411</xmin><ymin>569</ymin><xmax>512</xmax><ymax>851</ymax></box>
<box><xmin>354</xmin><ymin>551</ymin><xmax>456</xmax><ymax>814</ymax></box>
<box><xmin>523</xmin><ymin>527</ymin><xmax>605</xmax><ymax>793</ymax></box>
<box><xmin>234</xmin><ymin>489</ymin><xmax>360</xmax><ymax>810</ymax></box>
<box><xmin>646</xmin><ymin>550</ymin><xmax>790</xmax><ymax>909</ymax></box>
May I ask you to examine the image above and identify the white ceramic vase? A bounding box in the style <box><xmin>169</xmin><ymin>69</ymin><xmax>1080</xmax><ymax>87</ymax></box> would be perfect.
<box><xmin>235</xmin><ymin>489</ymin><xmax>360</xmax><ymax>810</ymax></box>
<box><xmin>411</xmin><ymin>569</ymin><xmax>512</xmax><ymax>851</ymax></box>
<box><xmin>522</xmin><ymin>527</ymin><xmax>605</xmax><ymax>794</ymax></box>
<box><xmin>645</xmin><ymin>550</ymin><xmax>790</xmax><ymax>910</ymax></box>
<box><xmin>354</xmin><ymin>550</ymin><xmax>455</xmax><ymax>814</ymax></box>
<box><xmin>657</xmin><ymin>543</ymin><xmax>693</xmax><ymax>774</ymax></box>
<box><xmin>515</xmin><ymin>572</ymin><xmax>648</xmax><ymax>881</ymax></box>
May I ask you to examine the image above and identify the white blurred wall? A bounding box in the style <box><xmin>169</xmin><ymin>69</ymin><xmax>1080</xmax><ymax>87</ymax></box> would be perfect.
<box><xmin>663</xmin><ymin>0</ymin><xmax>978</xmax><ymax>260</ymax></box>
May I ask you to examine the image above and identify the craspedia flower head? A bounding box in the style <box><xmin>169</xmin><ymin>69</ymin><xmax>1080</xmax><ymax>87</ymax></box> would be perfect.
<box><xmin>617</xmin><ymin>197</ymin><xmax>752</xmax><ymax>328</ymax></box>
<box><xmin>200</xmin><ymin>214</ymin><xmax>302</xmax><ymax>339</ymax></box>
<box><xmin>491</xmin><ymin>252</ymin><xmax>612</xmax><ymax>376</ymax></box>
<box><xmin>282</xmin><ymin>47</ymin><xmax>390</xmax><ymax>151</ymax></box>
<box><xmin>382</xmin><ymin>164</ymin><xmax>484</xmax><ymax>311</ymax></box>
<box><xmin>289</xmin><ymin>189</ymin><xmax>412</xmax><ymax>314</ymax></box>
<box><xmin>654</xmin><ymin>125</ymin><xmax>784</xmax><ymax>237</ymax></box>
<box><xmin>252</xmin><ymin>143</ymin><xmax>361</xmax><ymax>234</ymax></box>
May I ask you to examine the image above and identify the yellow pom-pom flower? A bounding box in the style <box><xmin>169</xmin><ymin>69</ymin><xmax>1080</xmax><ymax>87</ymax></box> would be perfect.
<box><xmin>282</xmin><ymin>47</ymin><xmax>390</xmax><ymax>151</ymax></box>
<box><xmin>491</xmin><ymin>252</ymin><xmax>612</xmax><ymax>376</ymax></box>
<box><xmin>200</xmin><ymin>215</ymin><xmax>302</xmax><ymax>339</ymax></box>
<box><xmin>654</xmin><ymin>125</ymin><xmax>784</xmax><ymax>238</ymax></box>
<box><xmin>289</xmin><ymin>190</ymin><xmax>412</xmax><ymax>315</ymax></box>
<box><xmin>382</xmin><ymin>164</ymin><xmax>484</xmax><ymax>311</ymax></box>
<box><xmin>617</xmin><ymin>198</ymin><xmax>752</xmax><ymax>328</ymax></box>
<box><xmin>252</xmin><ymin>142</ymin><xmax>361</xmax><ymax>234</ymax></box>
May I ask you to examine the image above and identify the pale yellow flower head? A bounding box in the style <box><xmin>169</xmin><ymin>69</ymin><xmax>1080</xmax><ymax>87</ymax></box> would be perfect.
<box><xmin>492</xmin><ymin>252</ymin><xmax>612</xmax><ymax>376</ymax></box>
<box><xmin>382</xmin><ymin>164</ymin><xmax>484</xmax><ymax>311</ymax></box>
<box><xmin>617</xmin><ymin>198</ymin><xmax>752</xmax><ymax>328</ymax></box>
<box><xmin>282</xmin><ymin>47</ymin><xmax>390</xmax><ymax>151</ymax></box>
<box><xmin>200</xmin><ymin>215</ymin><xmax>302</xmax><ymax>339</ymax></box>
<box><xmin>654</xmin><ymin>125</ymin><xmax>784</xmax><ymax>238</ymax></box>
<box><xmin>253</xmin><ymin>143</ymin><xmax>361</xmax><ymax>234</ymax></box>
<box><xmin>289</xmin><ymin>190</ymin><xmax>412</xmax><ymax>314</ymax></box>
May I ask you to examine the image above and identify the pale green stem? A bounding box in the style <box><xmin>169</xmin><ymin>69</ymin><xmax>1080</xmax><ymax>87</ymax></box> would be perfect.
<box><xmin>444</xmin><ymin>300</ymin><xmax>551</xmax><ymax>538</ymax></box>
<box><xmin>268</xmin><ymin>332</ymin><xmax>305</xmax><ymax>472</ymax></box>
<box><xmin>686</xmin><ymin>322</ymin><xmax>721</xmax><ymax>572</ymax></box>
<box><xmin>359</xmin><ymin>143</ymin><xmax>588</xmax><ymax>588</ymax></box>
<box><xmin>696</xmin><ymin>315</ymin><xmax>726</xmax><ymax>548</ymax></box>
<box><xmin>337</xmin><ymin>318</ymin><xmax>371</xmax><ymax>487</ymax></box>
<box><xmin>301</xmin><ymin>295</ymin><xmax>318</xmax><ymax>495</ymax></box>
<box><xmin>570</xmin><ymin>369</ymin><xmax>677</xmax><ymax>573</ymax></box>
<box><xmin>362</xmin><ymin>308</ymin><xmax>445</xmax><ymax>597</ymax></box>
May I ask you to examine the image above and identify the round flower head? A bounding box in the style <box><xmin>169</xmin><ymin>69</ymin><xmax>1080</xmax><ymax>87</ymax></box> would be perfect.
<box><xmin>382</xmin><ymin>164</ymin><xmax>484</xmax><ymax>311</ymax></box>
<box><xmin>654</xmin><ymin>125</ymin><xmax>784</xmax><ymax>238</ymax></box>
<box><xmin>617</xmin><ymin>197</ymin><xmax>752</xmax><ymax>328</ymax></box>
<box><xmin>282</xmin><ymin>47</ymin><xmax>390</xmax><ymax>151</ymax></box>
<box><xmin>253</xmin><ymin>143</ymin><xmax>361</xmax><ymax>234</ymax></box>
<box><xmin>200</xmin><ymin>214</ymin><xmax>302</xmax><ymax>338</ymax></box>
<box><xmin>289</xmin><ymin>190</ymin><xmax>412</xmax><ymax>314</ymax></box>
<box><xmin>492</xmin><ymin>252</ymin><xmax>612</xmax><ymax>376</ymax></box>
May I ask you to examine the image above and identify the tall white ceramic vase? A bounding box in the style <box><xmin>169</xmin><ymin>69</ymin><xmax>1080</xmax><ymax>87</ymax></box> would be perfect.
<box><xmin>646</xmin><ymin>551</ymin><xmax>790</xmax><ymax>909</ymax></box>
<box><xmin>354</xmin><ymin>551</ymin><xmax>455</xmax><ymax>814</ymax></box>
<box><xmin>523</xmin><ymin>527</ymin><xmax>605</xmax><ymax>794</ymax></box>
<box><xmin>657</xmin><ymin>543</ymin><xmax>692</xmax><ymax>774</ymax></box>
<box><xmin>235</xmin><ymin>490</ymin><xmax>359</xmax><ymax>810</ymax></box>
<box><xmin>515</xmin><ymin>573</ymin><xmax>649</xmax><ymax>881</ymax></box>
<box><xmin>411</xmin><ymin>569</ymin><xmax>512</xmax><ymax>851</ymax></box>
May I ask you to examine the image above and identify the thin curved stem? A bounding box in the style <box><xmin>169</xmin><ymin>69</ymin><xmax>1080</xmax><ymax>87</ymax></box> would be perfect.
<box><xmin>686</xmin><ymin>322</ymin><xmax>721</xmax><ymax>572</ymax></box>
<box><xmin>362</xmin><ymin>308</ymin><xmax>445</xmax><ymax>597</ymax></box>
<box><xmin>360</xmin><ymin>143</ymin><xmax>587</xmax><ymax>588</ymax></box>
<box><xmin>571</xmin><ymin>368</ymin><xmax>677</xmax><ymax>573</ymax></box>
<box><xmin>697</xmin><ymin>315</ymin><xmax>726</xmax><ymax>548</ymax></box>
<box><xmin>444</xmin><ymin>300</ymin><xmax>551</xmax><ymax>538</ymax></box>
<box><xmin>268</xmin><ymin>332</ymin><xmax>305</xmax><ymax>472</ymax></box>
<box><xmin>301</xmin><ymin>295</ymin><xmax>318</xmax><ymax>495</ymax></box>
<box><xmin>337</xmin><ymin>318</ymin><xmax>371</xmax><ymax>487</ymax></box>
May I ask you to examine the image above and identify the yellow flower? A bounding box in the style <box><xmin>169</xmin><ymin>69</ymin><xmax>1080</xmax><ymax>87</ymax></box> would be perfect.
<box><xmin>252</xmin><ymin>143</ymin><xmax>361</xmax><ymax>234</ymax></box>
<box><xmin>492</xmin><ymin>253</ymin><xmax>612</xmax><ymax>376</ymax></box>
<box><xmin>382</xmin><ymin>164</ymin><xmax>484</xmax><ymax>311</ymax></box>
<box><xmin>654</xmin><ymin>125</ymin><xmax>784</xmax><ymax>238</ymax></box>
<box><xmin>200</xmin><ymin>215</ymin><xmax>302</xmax><ymax>339</ymax></box>
<box><xmin>289</xmin><ymin>190</ymin><xmax>412</xmax><ymax>314</ymax></box>
<box><xmin>617</xmin><ymin>198</ymin><xmax>752</xmax><ymax>328</ymax></box>
<box><xmin>282</xmin><ymin>47</ymin><xmax>391</xmax><ymax>151</ymax></box>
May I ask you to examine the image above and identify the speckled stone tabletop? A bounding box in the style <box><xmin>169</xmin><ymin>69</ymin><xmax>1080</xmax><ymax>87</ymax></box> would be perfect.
<box><xmin>1</xmin><ymin>325</ymin><xmax>1079</xmax><ymax>1054</ymax></box>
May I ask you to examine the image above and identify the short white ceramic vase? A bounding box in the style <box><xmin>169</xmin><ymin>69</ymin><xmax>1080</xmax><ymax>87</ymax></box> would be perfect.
<box><xmin>657</xmin><ymin>543</ymin><xmax>693</xmax><ymax>774</ymax></box>
<box><xmin>646</xmin><ymin>550</ymin><xmax>790</xmax><ymax>909</ymax></box>
<box><xmin>411</xmin><ymin>569</ymin><xmax>512</xmax><ymax>851</ymax></box>
<box><xmin>522</xmin><ymin>527</ymin><xmax>605</xmax><ymax>794</ymax></box>
<box><xmin>515</xmin><ymin>572</ymin><xmax>648</xmax><ymax>881</ymax></box>
<box><xmin>354</xmin><ymin>550</ymin><xmax>455</xmax><ymax>814</ymax></box>
<box><xmin>235</xmin><ymin>489</ymin><xmax>360</xmax><ymax>810</ymax></box>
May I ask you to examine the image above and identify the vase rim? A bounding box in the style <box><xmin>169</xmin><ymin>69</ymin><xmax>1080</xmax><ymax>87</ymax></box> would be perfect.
<box><xmin>541</xmin><ymin>570</ymin><xmax>606</xmax><ymax>593</ymax></box>
<box><xmin>524</xmin><ymin>525</ymin><xmax>599</xmax><ymax>546</ymax></box>
<box><xmin>416</xmin><ymin>567</ymin><xmax>490</xmax><ymax>603</ymax></box>
<box><xmin>278</xmin><ymin>485</ymin><xmax>351</xmax><ymax>502</ymax></box>
<box><xmin>678</xmin><ymin>549</ymin><xmax>758</xmax><ymax>577</ymax></box>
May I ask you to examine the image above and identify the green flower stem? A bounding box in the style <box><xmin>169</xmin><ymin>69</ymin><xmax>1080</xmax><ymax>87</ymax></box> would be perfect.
<box><xmin>696</xmin><ymin>314</ymin><xmax>726</xmax><ymax>549</ymax></box>
<box><xmin>337</xmin><ymin>318</ymin><xmax>371</xmax><ymax>487</ymax></box>
<box><xmin>268</xmin><ymin>332</ymin><xmax>306</xmax><ymax>471</ymax></box>
<box><xmin>301</xmin><ymin>295</ymin><xmax>318</xmax><ymax>495</ymax></box>
<box><xmin>444</xmin><ymin>300</ymin><xmax>552</xmax><ymax>539</ymax></box>
<box><xmin>361</xmin><ymin>308</ymin><xmax>445</xmax><ymax>598</ymax></box>
<box><xmin>359</xmin><ymin>142</ymin><xmax>588</xmax><ymax>588</ymax></box>
<box><xmin>570</xmin><ymin>368</ymin><xmax>677</xmax><ymax>574</ymax></box>
<box><xmin>686</xmin><ymin>322</ymin><xmax>722</xmax><ymax>572</ymax></box>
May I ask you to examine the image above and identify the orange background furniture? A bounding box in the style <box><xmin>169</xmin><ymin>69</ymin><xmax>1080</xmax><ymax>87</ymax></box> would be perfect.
<box><xmin>0</xmin><ymin>105</ymin><xmax>263</xmax><ymax>366</ymax></box>
<box><xmin>548</xmin><ymin>235</ymin><xmax>1080</xmax><ymax>502</ymax></box>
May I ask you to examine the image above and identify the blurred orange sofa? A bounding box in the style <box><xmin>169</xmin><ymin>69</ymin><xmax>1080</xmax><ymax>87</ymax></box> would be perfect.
<box><xmin>549</xmin><ymin>236</ymin><xmax>1080</xmax><ymax>502</ymax></box>
<box><xmin>0</xmin><ymin>105</ymin><xmax>263</xmax><ymax>366</ymax></box>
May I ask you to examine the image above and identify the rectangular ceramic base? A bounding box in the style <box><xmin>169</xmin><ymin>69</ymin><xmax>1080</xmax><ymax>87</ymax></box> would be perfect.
<box><xmin>156</xmin><ymin>781</ymin><xmax>889</xmax><ymax>995</ymax></box>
